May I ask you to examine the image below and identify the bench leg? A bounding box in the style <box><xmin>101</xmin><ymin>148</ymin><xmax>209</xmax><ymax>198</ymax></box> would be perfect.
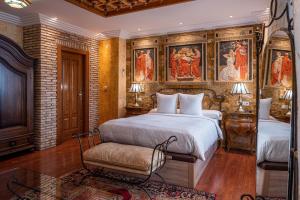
<box><xmin>154</xmin><ymin>172</ymin><xmax>166</xmax><ymax>185</ymax></box>
<box><xmin>135</xmin><ymin>184</ymin><xmax>152</xmax><ymax>200</ymax></box>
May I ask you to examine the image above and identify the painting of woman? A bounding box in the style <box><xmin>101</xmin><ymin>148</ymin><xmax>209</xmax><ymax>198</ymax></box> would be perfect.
<box><xmin>268</xmin><ymin>50</ymin><xmax>292</xmax><ymax>87</ymax></box>
<box><xmin>235</xmin><ymin>42</ymin><xmax>248</xmax><ymax>80</ymax></box>
<box><xmin>166</xmin><ymin>43</ymin><xmax>205</xmax><ymax>82</ymax></box>
<box><xmin>216</xmin><ymin>39</ymin><xmax>252</xmax><ymax>82</ymax></box>
<box><xmin>219</xmin><ymin>49</ymin><xmax>239</xmax><ymax>81</ymax></box>
<box><xmin>133</xmin><ymin>48</ymin><xmax>157</xmax><ymax>82</ymax></box>
<box><xmin>191</xmin><ymin>48</ymin><xmax>201</xmax><ymax>79</ymax></box>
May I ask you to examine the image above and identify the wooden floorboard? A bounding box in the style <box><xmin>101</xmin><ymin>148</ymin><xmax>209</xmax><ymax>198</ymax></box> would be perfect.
<box><xmin>0</xmin><ymin>139</ymin><xmax>256</xmax><ymax>199</ymax></box>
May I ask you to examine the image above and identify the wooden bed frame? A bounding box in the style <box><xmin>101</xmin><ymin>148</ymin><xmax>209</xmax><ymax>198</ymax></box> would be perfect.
<box><xmin>256</xmin><ymin>163</ymin><xmax>288</xmax><ymax>197</ymax></box>
<box><xmin>148</xmin><ymin>87</ymin><xmax>224</xmax><ymax>188</ymax></box>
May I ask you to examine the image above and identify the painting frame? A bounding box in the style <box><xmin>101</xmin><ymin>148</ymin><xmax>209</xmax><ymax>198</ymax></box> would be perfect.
<box><xmin>264</xmin><ymin>48</ymin><xmax>293</xmax><ymax>88</ymax></box>
<box><xmin>132</xmin><ymin>45</ymin><xmax>159</xmax><ymax>83</ymax></box>
<box><xmin>164</xmin><ymin>41</ymin><xmax>207</xmax><ymax>84</ymax></box>
<box><xmin>214</xmin><ymin>38</ymin><xmax>253</xmax><ymax>82</ymax></box>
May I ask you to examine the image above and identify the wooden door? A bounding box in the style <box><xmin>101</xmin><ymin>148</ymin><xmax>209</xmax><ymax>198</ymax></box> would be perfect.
<box><xmin>61</xmin><ymin>51</ymin><xmax>84</xmax><ymax>142</ymax></box>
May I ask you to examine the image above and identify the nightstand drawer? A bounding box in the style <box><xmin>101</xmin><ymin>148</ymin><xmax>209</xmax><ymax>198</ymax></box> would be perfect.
<box><xmin>224</xmin><ymin>112</ymin><xmax>256</xmax><ymax>153</ymax></box>
<box><xmin>126</xmin><ymin>106</ymin><xmax>149</xmax><ymax>117</ymax></box>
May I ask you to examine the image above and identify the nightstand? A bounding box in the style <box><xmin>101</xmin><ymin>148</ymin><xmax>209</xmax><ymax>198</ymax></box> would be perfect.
<box><xmin>125</xmin><ymin>105</ymin><xmax>149</xmax><ymax>117</ymax></box>
<box><xmin>223</xmin><ymin>112</ymin><xmax>256</xmax><ymax>153</ymax></box>
<box><xmin>271</xmin><ymin>111</ymin><xmax>291</xmax><ymax>123</ymax></box>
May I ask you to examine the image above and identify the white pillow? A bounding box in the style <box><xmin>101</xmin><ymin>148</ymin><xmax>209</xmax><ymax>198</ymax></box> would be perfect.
<box><xmin>259</xmin><ymin>98</ymin><xmax>272</xmax><ymax>120</ymax></box>
<box><xmin>179</xmin><ymin>93</ymin><xmax>204</xmax><ymax>115</ymax></box>
<box><xmin>156</xmin><ymin>93</ymin><xmax>178</xmax><ymax>114</ymax></box>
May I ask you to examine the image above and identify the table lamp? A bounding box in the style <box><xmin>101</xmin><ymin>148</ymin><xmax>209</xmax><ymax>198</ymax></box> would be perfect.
<box><xmin>129</xmin><ymin>82</ymin><xmax>142</xmax><ymax>107</ymax></box>
<box><xmin>283</xmin><ymin>89</ymin><xmax>292</xmax><ymax>115</ymax></box>
<box><xmin>231</xmin><ymin>82</ymin><xmax>250</xmax><ymax>112</ymax></box>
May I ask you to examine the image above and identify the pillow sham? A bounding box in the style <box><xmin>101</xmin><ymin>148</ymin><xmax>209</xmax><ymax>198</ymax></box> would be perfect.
<box><xmin>178</xmin><ymin>93</ymin><xmax>204</xmax><ymax>115</ymax></box>
<box><xmin>259</xmin><ymin>98</ymin><xmax>272</xmax><ymax>120</ymax></box>
<box><xmin>156</xmin><ymin>93</ymin><xmax>178</xmax><ymax>114</ymax></box>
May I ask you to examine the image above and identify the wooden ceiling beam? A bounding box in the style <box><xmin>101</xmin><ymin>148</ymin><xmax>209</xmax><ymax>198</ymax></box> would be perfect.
<box><xmin>64</xmin><ymin>0</ymin><xmax>192</xmax><ymax>17</ymax></box>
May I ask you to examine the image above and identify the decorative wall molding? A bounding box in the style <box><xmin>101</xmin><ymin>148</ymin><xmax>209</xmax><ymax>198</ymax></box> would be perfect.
<box><xmin>0</xmin><ymin>8</ymin><xmax>269</xmax><ymax>40</ymax></box>
<box><xmin>0</xmin><ymin>11</ymin><xmax>22</xmax><ymax>25</ymax></box>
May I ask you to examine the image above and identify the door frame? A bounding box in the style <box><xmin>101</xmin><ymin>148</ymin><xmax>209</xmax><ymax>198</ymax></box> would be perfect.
<box><xmin>56</xmin><ymin>45</ymin><xmax>90</xmax><ymax>145</ymax></box>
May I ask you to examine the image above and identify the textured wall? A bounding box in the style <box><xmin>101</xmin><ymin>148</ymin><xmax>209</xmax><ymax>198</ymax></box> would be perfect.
<box><xmin>23</xmin><ymin>24</ymin><xmax>99</xmax><ymax>150</ymax></box>
<box><xmin>99</xmin><ymin>38</ymin><xmax>126</xmax><ymax>124</ymax></box>
<box><xmin>126</xmin><ymin>25</ymin><xmax>259</xmax><ymax>113</ymax></box>
<box><xmin>0</xmin><ymin>20</ymin><xmax>23</xmax><ymax>47</ymax></box>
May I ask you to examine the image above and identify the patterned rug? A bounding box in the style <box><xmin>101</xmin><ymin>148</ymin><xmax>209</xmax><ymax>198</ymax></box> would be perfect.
<box><xmin>59</xmin><ymin>169</ymin><xmax>216</xmax><ymax>200</ymax></box>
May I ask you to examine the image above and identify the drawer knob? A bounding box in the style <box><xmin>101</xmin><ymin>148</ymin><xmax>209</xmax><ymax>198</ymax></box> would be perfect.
<box><xmin>9</xmin><ymin>141</ymin><xmax>17</xmax><ymax>147</ymax></box>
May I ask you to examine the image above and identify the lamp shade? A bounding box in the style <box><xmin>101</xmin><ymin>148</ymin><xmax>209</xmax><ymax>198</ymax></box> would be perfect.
<box><xmin>129</xmin><ymin>83</ymin><xmax>142</xmax><ymax>93</ymax></box>
<box><xmin>231</xmin><ymin>83</ymin><xmax>250</xmax><ymax>95</ymax></box>
<box><xmin>283</xmin><ymin>89</ymin><xmax>292</xmax><ymax>100</ymax></box>
<box><xmin>4</xmin><ymin>0</ymin><xmax>31</xmax><ymax>8</ymax></box>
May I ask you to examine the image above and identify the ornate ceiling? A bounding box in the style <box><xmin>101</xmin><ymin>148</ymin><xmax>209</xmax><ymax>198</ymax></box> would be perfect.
<box><xmin>64</xmin><ymin>0</ymin><xmax>191</xmax><ymax>17</ymax></box>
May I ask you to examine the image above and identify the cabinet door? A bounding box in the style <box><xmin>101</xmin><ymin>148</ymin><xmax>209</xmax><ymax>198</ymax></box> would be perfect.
<box><xmin>0</xmin><ymin>60</ymin><xmax>33</xmax><ymax>137</ymax></box>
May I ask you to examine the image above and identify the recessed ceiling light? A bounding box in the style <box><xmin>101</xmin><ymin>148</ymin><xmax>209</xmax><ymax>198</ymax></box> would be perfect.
<box><xmin>137</xmin><ymin>28</ymin><xmax>141</xmax><ymax>31</ymax></box>
<box><xmin>179</xmin><ymin>22</ymin><xmax>183</xmax><ymax>25</ymax></box>
<box><xmin>229</xmin><ymin>16</ymin><xmax>233</xmax><ymax>18</ymax></box>
<box><xmin>95</xmin><ymin>33</ymin><xmax>104</xmax><ymax>37</ymax></box>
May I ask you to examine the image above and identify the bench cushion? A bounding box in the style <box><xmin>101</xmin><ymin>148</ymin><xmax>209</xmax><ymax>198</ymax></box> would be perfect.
<box><xmin>83</xmin><ymin>143</ymin><xmax>164</xmax><ymax>173</ymax></box>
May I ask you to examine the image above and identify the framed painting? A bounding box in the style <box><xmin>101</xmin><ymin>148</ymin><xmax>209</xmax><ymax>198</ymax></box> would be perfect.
<box><xmin>215</xmin><ymin>39</ymin><xmax>253</xmax><ymax>82</ymax></box>
<box><xmin>132</xmin><ymin>47</ymin><xmax>158</xmax><ymax>82</ymax></box>
<box><xmin>165</xmin><ymin>42</ymin><xmax>207</xmax><ymax>83</ymax></box>
<box><xmin>264</xmin><ymin>49</ymin><xmax>292</xmax><ymax>88</ymax></box>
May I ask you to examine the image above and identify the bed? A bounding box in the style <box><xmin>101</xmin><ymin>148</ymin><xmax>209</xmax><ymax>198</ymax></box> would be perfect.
<box><xmin>256</xmin><ymin>118</ymin><xmax>291</xmax><ymax>197</ymax></box>
<box><xmin>257</xmin><ymin>119</ymin><xmax>291</xmax><ymax>164</ymax></box>
<box><xmin>99</xmin><ymin>88</ymin><xmax>225</xmax><ymax>188</ymax></box>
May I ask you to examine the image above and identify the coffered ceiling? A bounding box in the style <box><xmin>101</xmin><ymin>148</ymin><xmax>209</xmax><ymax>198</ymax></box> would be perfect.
<box><xmin>64</xmin><ymin>0</ymin><xmax>191</xmax><ymax>17</ymax></box>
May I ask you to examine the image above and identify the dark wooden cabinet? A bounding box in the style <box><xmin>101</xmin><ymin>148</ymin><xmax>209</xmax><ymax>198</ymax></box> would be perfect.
<box><xmin>223</xmin><ymin>112</ymin><xmax>256</xmax><ymax>153</ymax></box>
<box><xmin>0</xmin><ymin>35</ymin><xmax>36</xmax><ymax>156</ymax></box>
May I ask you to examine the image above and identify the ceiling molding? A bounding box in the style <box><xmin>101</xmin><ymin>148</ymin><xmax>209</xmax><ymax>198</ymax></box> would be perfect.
<box><xmin>0</xmin><ymin>11</ymin><xmax>22</xmax><ymax>25</ymax></box>
<box><xmin>0</xmin><ymin>8</ymin><xmax>269</xmax><ymax>41</ymax></box>
<box><xmin>127</xmin><ymin>12</ymin><xmax>269</xmax><ymax>39</ymax></box>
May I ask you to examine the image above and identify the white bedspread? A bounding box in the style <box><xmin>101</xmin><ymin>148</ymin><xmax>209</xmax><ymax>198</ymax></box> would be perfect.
<box><xmin>257</xmin><ymin>119</ymin><xmax>291</xmax><ymax>163</ymax></box>
<box><xmin>99</xmin><ymin>113</ymin><xmax>223</xmax><ymax>161</ymax></box>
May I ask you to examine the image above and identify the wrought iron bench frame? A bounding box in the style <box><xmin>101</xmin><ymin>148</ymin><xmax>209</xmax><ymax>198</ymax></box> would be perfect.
<box><xmin>75</xmin><ymin>127</ymin><xmax>177</xmax><ymax>198</ymax></box>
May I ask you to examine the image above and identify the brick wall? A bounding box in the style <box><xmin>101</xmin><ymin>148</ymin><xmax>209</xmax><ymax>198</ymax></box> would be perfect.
<box><xmin>126</xmin><ymin>25</ymin><xmax>259</xmax><ymax>113</ymax></box>
<box><xmin>23</xmin><ymin>24</ymin><xmax>99</xmax><ymax>150</ymax></box>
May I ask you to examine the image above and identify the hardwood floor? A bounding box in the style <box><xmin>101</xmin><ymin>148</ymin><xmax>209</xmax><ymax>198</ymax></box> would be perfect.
<box><xmin>0</xmin><ymin>139</ymin><xmax>256</xmax><ymax>200</ymax></box>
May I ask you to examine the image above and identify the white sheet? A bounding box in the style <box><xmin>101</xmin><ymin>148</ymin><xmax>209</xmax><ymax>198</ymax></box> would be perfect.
<box><xmin>149</xmin><ymin>109</ymin><xmax>222</xmax><ymax>120</ymax></box>
<box><xmin>257</xmin><ymin>119</ymin><xmax>291</xmax><ymax>163</ymax></box>
<box><xmin>99</xmin><ymin>113</ymin><xmax>223</xmax><ymax>161</ymax></box>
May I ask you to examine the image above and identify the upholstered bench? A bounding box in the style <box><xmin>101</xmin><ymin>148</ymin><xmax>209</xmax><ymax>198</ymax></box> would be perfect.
<box><xmin>76</xmin><ymin>128</ymin><xmax>177</xmax><ymax>187</ymax></box>
<box><xmin>83</xmin><ymin>142</ymin><xmax>165</xmax><ymax>176</ymax></box>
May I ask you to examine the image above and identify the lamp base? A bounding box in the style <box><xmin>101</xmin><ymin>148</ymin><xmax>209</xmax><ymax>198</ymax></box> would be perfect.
<box><xmin>238</xmin><ymin>104</ymin><xmax>244</xmax><ymax>113</ymax></box>
<box><xmin>133</xmin><ymin>102</ymin><xmax>140</xmax><ymax>107</ymax></box>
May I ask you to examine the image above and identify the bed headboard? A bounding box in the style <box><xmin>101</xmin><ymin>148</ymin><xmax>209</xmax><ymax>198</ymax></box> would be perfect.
<box><xmin>150</xmin><ymin>88</ymin><xmax>225</xmax><ymax>111</ymax></box>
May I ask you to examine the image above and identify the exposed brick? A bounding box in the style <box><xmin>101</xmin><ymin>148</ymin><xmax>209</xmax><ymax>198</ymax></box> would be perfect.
<box><xmin>23</xmin><ymin>24</ymin><xmax>99</xmax><ymax>150</ymax></box>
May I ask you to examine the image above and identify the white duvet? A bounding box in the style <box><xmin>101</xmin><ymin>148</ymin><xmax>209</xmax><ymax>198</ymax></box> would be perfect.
<box><xmin>99</xmin><ymin>113</ymin><xmax>223</xmax><ymax>161</ymax></box>
<box><xmin>257</xmin><ymin>119</ymin><xmax>291</xmax><ymax>163</ymax></box>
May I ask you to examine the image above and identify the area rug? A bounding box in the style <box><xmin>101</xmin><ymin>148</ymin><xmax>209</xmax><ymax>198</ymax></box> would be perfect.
<box><xmin>59</xmin><ymin>169</ymin><xmax>216</xmax><ymax>200</ymax></box>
